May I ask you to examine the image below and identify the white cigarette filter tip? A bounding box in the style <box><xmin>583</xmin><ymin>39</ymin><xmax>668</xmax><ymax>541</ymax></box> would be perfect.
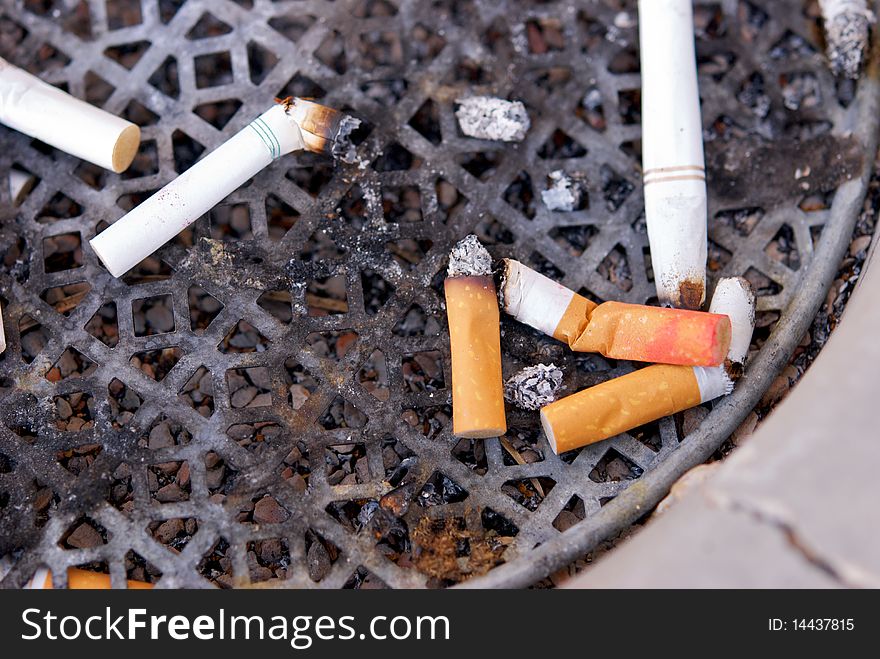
<box><xmin>0</xmin><ymin>57</ymin><xmax>140</xmax><ymax>172</ymax></box>
<box><xmin>90</xmin><ymin>103</ymin><xmax>306</xmax><ymax>277</ymax></box>
<box><xmin>708</xmin><ymin>277</ymin><xmax>756</xmax><ymax>365</ymax></box>
<box><xmin>501</xmin><ymin>259</ymin><xmax>574</xmax><ymax>337</ymax></box>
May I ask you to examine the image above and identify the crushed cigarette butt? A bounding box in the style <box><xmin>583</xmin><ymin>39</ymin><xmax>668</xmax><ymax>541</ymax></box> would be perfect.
<box><xmin>504</xmin><ymin>363</ymin><xmax>565</xmax><ymax>411</ymax></box>
<box><xmin>447</xmin><ymin>234</ymin><xmax>493</xmax><ymax>278</ymax></box>
<box><xmin>541</xmin><ymin>170</ymin><xmax>587</xmax><ymax>212</ymax></box>
<box><xmin>455</xmin><ymin>96</ymin><xmax>530</xmax><ymax>142</ymax></box>
<box><xmin>820</xmin><ymin>0</ymin><xmax>875</xmax><ymax>79</ymax></box>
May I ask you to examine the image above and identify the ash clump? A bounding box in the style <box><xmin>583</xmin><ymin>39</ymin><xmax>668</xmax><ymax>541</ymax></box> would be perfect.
<box><xmin>820</xmin><ymin>0</ymin><xmax>875</xmax><ymax>78</ymax></box>
<box><xmin>455</xmin><ymin>96</ymin><xmax>530</xmax><ymax>142</ymax></box>
<box><xmin>332</xmin><ymin>114</ymin><xmax>362</xmax><ymax>164</ymax></box>
<box><xmin>541</xmin><ymin>170</ymin><xmax>587</xmax><ymax>212</ymax></box>
<box><xmin>504</xmin><ymin>363</ymin><xmax>564</xmax><ymax>411</ymax></box>
<box><xmin>447</xmin><ymin>234</ymin><xmax>493</xmax><ymax>278</ymax></box>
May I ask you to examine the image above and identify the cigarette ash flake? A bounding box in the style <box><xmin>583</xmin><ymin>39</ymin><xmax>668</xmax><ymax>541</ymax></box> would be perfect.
<box><xmin>447</xmin><ymin>234</ymin><xmax>493</xmax><ymax>278</ymax></box>
<box><xmin>455</xmin><ymin>97</ymin><xmax>530</xmax><ymax>142</ymax></box>
<box><xmin>504</xmin><ymin>363</ymin><xmax>564</xmax><ymax>411</ymax></box>
<box><xmin>541</xmin><ymin>170</ymin><xmax>586</xmax><ymax>212</ymax></box>
<box><xmin>332</xmin><ymin>114</ymin><xmax>361</xmax><ymax>164</ymax></box>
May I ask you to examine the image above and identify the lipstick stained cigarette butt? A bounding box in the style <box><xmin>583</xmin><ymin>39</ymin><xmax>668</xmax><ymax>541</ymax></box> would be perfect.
<box><xmin>501</xmin><ymin>259</ymin><xmax>730</xmax><ymax>366</ymax></box>
<box><xmin>540</xmin><ymin>364</ymin><xmax>732</xmax><ymax>454</ymax></box>
<box><xmin>638</xmin><ymin>0</ymin><xmax>707</xmax><ymax>308</ymax></box>
<box><xmin>708</xmin><ymin>276</ymin><xmax>757</xmax><ymax>375</ymax></box>
<box><xmin>445</xmin><ymin>236</ymin><xmax>506</xmax><ymax>438</ymax></box>
<box><xmin>0</xmin><ymin>57</ymin><xmax>140</xmax><ymax>173</ymax></box>
<box><xmin>22</xmin><ymin>566</ymin><xmax>152</xmax><ymax>589</ymax></box>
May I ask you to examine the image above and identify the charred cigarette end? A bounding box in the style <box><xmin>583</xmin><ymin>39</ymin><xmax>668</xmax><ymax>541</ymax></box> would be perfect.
<box><xmin>445</xmin><ymin>236</ymin><xmax>506</xmax><ymax>439</ymax></box>
<box><xmin>540</xmin><ymin>363</ymin><xmax>730</xmax><ymax>454</ymax></box>
<box><xmin>284</xmin><ymin>97</ymin><xmax>361</xmax><ymax>162</ymax></box>
<box><xmin>447</xmin><ymin>234</ymin><xmax>493</xmax><ymax>278</ymax></box>
<box><xmin>677</xmin><ymin>278</ymin><xmax>706</xmax><ymax>310</ymax></box>
<box><xmin>820</xmin><ymin>0</ymin><xmax>875</xmax><ymax>79</ymax></box>
<box><xmin>455</xmin><ymin>96</ymin><xmax>530</xmax><ymax>142</ymax></box>
<box><xmin>708</xmin><ymin>276</ymin><xmax>757</xmax><ymax>376</ymax></box>
<box><xmin>541</xmin><ymin>170</ymin><xmax>587</xmax><ymax>212</ymax></box>
<box><xmin>504</xmin><ymin>363</ymin><xmax>565</xmax><ymax>411</ymax></box>
<box><xmin>111</xmin><ymin>124</ymin><xmax>142</xmax><ymax>173</ymax></box>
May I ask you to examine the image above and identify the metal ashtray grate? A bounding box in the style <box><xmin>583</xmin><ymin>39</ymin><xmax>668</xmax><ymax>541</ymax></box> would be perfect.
<box><xmin>0</xmin><ymin>0</ymin><xmax>876</xmax><ymax>588</ymax></box>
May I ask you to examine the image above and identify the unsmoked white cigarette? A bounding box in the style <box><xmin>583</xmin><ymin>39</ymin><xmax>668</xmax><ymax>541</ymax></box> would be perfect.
<box><xmin>501</xmin><ymin>259</ymin><xmax>730</xmax><ymax>366</ymax></box>
<box><xmin>0</xmin><ymin>57</ymin><xmax>140</xmax><ymax>173</ymax></box>
<box><xmin>819</xmin><ymin>0</ymin><xmax>875</xmax><ymax>78</ymax></box>
<box><xmin>90</xmin><ymin>99</ymin><xmax>357</xmax><ymax>277</ymax></box>
<box><xmin>540</xmin><ymin>364</ymin><xmax>732</xmax><ymax>454</ymax></box>
<box><xmin>638</xmin><ymin>0</ymin><xmax>707</xmax><ymax>309</ymax></box>
<box><xmin>708</xmin><ymin>276</ymin><xmax>756</xmax><ymax>370</ymax></box>
<box><xmin>445</xmin><ymin>236</ymin><xmax>506</xmax><ymax>438</ymax></box>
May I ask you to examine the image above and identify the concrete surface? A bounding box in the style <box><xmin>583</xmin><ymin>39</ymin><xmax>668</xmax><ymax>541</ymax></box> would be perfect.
<box><xmin>565</xmin><ymin>245</ymin><xmax>880</xmax><ymax>589</ymax></box>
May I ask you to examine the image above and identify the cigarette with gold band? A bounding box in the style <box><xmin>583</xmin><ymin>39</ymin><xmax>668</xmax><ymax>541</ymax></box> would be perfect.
<box><xmin>0</xmin><ymin>57</ymin><xmax>140</xmax><ymax>173</ymax></box>
<box><xmin>639</xmin><ymin>0</ymin><xmax>707</xmax><ymax>308</ymax></box>
<box><xmin>90</xmin><ymin>97</ymin><xmax>359</xmax><ymax>278</ymax></box>
<box><xmin>445</xmin><ymin>235</ymin><xmax>507</xmax><ymax>438</ymax></box>
<box><xmin>501</xmin><ymin>259</ymin><xmax>730</xmax><ymax>366</ymax></box>
<box><xmin>541</xmin><ymin>364</ymin><xmax>732</xmax><ymax>454</ymax></box>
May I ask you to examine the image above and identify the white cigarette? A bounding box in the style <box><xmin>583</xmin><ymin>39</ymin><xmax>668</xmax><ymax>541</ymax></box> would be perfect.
<box><xmin>9</xmin><ymin>167</ymin><xmax>36</xmax><ymax>205</ymax></box>
<box><xmin>90</xmin><ymin>100</ymin><xmax>357</xmax><ymax>277</ymax></box>
<box><xmin>708</xmin><ymin>276</ymin><xmax>756</xmax><ymax>368</ymax></box>
<box><xmin>638</xmin><ymin>0</ymin><xmax>707</xmax><ymax>309</ymax></box>
<box><xmin>0</xmin><ymin>57</ymin><xmax>139</xmax><ymax>173</ymax></box>
<box><xmin>0</xmin><ymin>304</ymin><xmax>5</xmax><ymax>354</ymax></box>
<box><xmin>819</xmin><ymin>0</ymin><xmax>875</xmax><ymax>78</ymax></box>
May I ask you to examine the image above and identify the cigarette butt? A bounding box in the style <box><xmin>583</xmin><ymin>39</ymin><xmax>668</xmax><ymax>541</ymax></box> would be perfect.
<box><xmin>540</xmin><ymin>364</ymin><xmax>732</xmax><ymax>454</ymax></box>
<box><xmin>0</xmin><ymin>57</ymin><xmax>140</xmax><ymax>173</ymax></box>
<box><xmin>24</xmin><ymin>567</ymin><xmax>152</xmax><ymax>589</ymax></box>
<box><xmin>638</xmin><ymin>0</ymin><xmax>707</xmax><ymax>308</ymax></box>
<box><xmin>708</xmin><ymin>276</ymin><xmax>756</xmax><ymax>370</ymax></box>
<box><xmin>9</xmin><ymin>167</ymin><xmax>36</xmax><ymax>205</ymax></box>
<box><xmin>90</xmin><ymin>103</ymin><xmax>307</xmax><ymax>277</ymax></box>
<box><xmin>445</xmin><ymin>276</ymin><xmax>507</xmax><ymax>438</ymax></box>
<box><xmin>819</xmin><ymin>0</ymin><xmax>875</xmax><ymax>78</ymax></box>
<box><xmin>0</xmin><ymin>304</ymin><xmax>6</xmax><ymax>354</ymax></box>
<box><xmin>501</xmin><ymin>259</ymin><xmax>730</xmax><ymax>366</ymax></box>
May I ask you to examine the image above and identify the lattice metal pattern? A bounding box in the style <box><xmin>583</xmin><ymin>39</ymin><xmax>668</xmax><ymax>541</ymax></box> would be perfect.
<box><xmin>0</xmin><ymin>0</ymin><xmax>861</xmax><ymax>588</ymax></box>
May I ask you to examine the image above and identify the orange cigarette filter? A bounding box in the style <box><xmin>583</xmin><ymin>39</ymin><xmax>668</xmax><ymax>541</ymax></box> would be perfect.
<box><xmin>445</xmin><ymin>276</ymin><xmax>507</xmax><ymax>438</ymax></box>
<box><xmin>540</xmin><ymin>364</ymin><xmax>731</xmax><ymax>454</ymax></box>
<box><xmin>444</xmin><ymin>235</ymin><xmax>506</xmax><ymax>439</ymax></box>
<box><xmin>26</xmin><ymin>566</ymin><xmax>152</xmax><ymax>589</ymax></box>
<box><xmin>502</xmin><ymin>259</ymin><xmax>730</xmax><ymax>366</ymax></box>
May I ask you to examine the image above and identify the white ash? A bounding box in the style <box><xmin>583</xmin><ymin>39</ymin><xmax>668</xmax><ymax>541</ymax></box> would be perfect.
<box><xmin>331</xmin><ymin>115</ymin><xmax>362</xmax><ymax>164</ymax></box>
<box><xmin>541</xmin><ymin>170</ymin><xmax>586</xmax><ymax>212</ymax></box>
<box><xmin>504</xmin><ymin>363</ymin><xmax>565</xmax><ymax>411</ymax></box>
<box><xmin>455</xmin><ymin>96</ymin><xmax>530</xmax><ymax>142</ymax></box>
<box><xmin>447</xmin><ymin>234</ymin><xmax>493</xmax><ymax>278</ymax></box>
<box><xmin>820</xmin><ymin>0</ymin><xmax>875</xmax><ymax>79</ymax></box>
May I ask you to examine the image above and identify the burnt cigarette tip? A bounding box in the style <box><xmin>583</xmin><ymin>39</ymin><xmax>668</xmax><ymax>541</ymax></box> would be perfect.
<box><xmin>447</xmin><ymin>234</ymin><xmax>492</xmax><ymax>278</ymax></box>
<box><xmin>504</xmin><ymin>363</ymin><xmax>565</xmax><ymax>411</ymax></box>
<box><xmin>283</xmin><ymin>97</ymin><xmax>361</xmax><ymax>162</ymax></box>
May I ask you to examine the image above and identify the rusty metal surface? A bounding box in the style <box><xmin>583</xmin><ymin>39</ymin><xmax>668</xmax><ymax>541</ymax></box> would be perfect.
<box><xmin>0</xmin><ymin>0</ymin><xmax>874</xmax><ymax>588</ymax></box>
